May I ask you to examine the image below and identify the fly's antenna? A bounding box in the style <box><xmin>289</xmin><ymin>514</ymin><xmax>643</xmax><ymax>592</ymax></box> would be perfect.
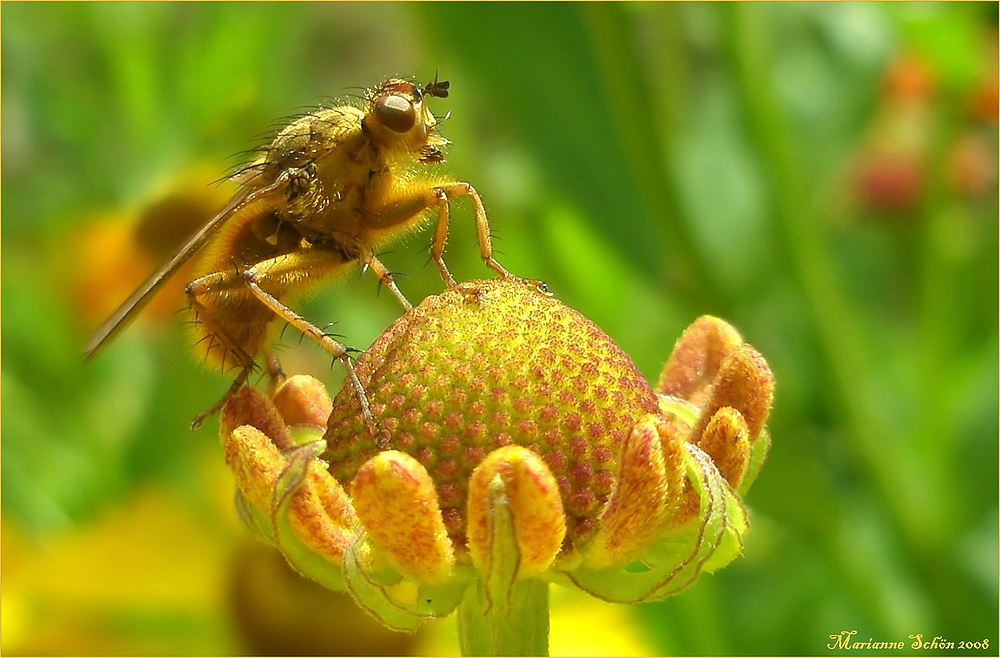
<box><xmin>424</xmin><ymin>69</ymin><xmax>450</xmax><ymax>99</ymax></box>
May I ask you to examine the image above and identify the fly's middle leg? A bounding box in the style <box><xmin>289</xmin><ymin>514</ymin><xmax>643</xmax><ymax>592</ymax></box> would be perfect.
<box><xmin>363</xmin><ymin>254</ymin><xmax>412</xmax><ymax>311</ymax></box>
<box><xmin>238</xmin><ymin>261</ymin><xmax>376</xmax><ymax>433</ymax></box>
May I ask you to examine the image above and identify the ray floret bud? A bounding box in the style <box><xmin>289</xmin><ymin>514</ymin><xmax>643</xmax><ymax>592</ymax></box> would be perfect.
<box><xmin>221</xmin><ymin>279</ymin><xmax>774</xmax><ymax>634</ymax></box>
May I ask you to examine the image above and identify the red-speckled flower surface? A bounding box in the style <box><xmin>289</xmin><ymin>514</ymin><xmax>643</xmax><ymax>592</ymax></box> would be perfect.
<box><xmin>325</xmin><ymin>279</ymin><xmax>661</xmax><ymax>557</ymax></box>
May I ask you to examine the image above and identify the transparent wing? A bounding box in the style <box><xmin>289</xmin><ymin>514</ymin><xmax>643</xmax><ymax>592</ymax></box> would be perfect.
<box><xmin>83</xmin><ymin>174</ymin><xmax>290</xmax><ymax>360</ymax></box>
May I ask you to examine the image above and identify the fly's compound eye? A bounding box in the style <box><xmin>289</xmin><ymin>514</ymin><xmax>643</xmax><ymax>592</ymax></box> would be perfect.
<box><xmin>375</xmin><ymin>94</ymin><xmax>417</xmax><ymax>133</ymax></box>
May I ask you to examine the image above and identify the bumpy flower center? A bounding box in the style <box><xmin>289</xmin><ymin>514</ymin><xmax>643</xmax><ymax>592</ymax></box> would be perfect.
<box><xmin>324</xmin><ymin>279</ymin><xmax>660</xmax><ymax>554</ymax></box>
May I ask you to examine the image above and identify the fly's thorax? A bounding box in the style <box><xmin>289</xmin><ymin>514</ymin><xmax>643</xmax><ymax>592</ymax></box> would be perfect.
<box><xmin>267</xmin><ymin>106</ymin><xmax>367</xmax><ymax>170</ymax></box>
<box><xmin>226</xmin><ymin>105</ymin><xmax>366</xmax><ymax>193</ymax></box>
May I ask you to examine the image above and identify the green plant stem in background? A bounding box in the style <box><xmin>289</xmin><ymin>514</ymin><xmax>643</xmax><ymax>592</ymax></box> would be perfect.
<box><xmin>721</xmin><ymin>2</ymin><xmax>921</xmax><ymax>542</ymax></box>
<box><xmin>581</xmin><ymin>3</ymin><xmax>726</xmax><ymax>306</ymax></box>
<box><xmin>915</xmin><ymin>97</ymin><xmax>964</xmax><ymax>520</ymax></box>
<box><xmin>721</xmin><ymin>2</ymin><xmax>983</xmax><ymax>633</ymax></box>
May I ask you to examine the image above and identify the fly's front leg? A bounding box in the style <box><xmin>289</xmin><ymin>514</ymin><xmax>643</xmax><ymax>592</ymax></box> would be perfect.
<box><xmin>239</xmin><ymin>266</ymin><xmax>376</xmax><ymax>433</ymax></box>
<box><xmin>371</xmin><ymin>180</ymin><xmax>544</xmax><ymax>292</ymax></box>
<box><xmin>428</xmin><ymin>182</ymin><xmax>546</xmax><ymax>292</ymax></box>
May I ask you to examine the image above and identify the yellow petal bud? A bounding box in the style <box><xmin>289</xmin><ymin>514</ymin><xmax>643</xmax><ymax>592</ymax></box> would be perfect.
<box><xmin>467</xmin><ymin>445</ymin><xmax>566</xmax><ymax>578</ymax></box>
<box><xmin>351</xmin><ymin>451</ymin><xmax>455</xmax><ymax>583</ymax></box>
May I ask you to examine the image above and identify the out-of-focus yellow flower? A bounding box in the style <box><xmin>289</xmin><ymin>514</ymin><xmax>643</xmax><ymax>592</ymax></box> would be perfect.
<box><xmin>69</xmin><ymin>168</ymin><xmax>236</xmax><ymax>327</ymax></box>
<box><xmin>221</xmin><ymin>278</ymin><xmax>774</xmax><ymax>637</ymax></box>
<box><xmin>0</xmin><ymin>485</ymin><xmax>236</xmax><ymax>655</ymax></box>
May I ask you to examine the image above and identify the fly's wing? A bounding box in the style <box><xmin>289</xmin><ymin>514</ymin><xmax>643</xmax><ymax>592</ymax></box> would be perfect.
<box><xmin>82</xmin><ymin>173</ymin><xmax>291</xmax><ymax>360</ymax></box>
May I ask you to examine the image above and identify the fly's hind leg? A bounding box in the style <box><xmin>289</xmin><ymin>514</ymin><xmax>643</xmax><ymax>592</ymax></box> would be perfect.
<box><xmin>186</xmin><ymin>280</ymin><xmax>261</xmax><ymax>430</ymax></box>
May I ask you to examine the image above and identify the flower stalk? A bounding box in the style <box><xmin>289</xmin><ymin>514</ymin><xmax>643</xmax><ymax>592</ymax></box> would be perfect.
<box><xmin>458</xmin><ymin>474</ymin><xmax>550</xmax><ymax>656</ymax></box>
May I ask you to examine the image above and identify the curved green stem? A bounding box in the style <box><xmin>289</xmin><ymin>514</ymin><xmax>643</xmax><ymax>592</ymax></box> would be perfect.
<box><xmin>458</xmin><ymin>577</ymin><xmax>549</xmax><ymax>656</ymax></box>
<box><xmin>457</xmin><ymin>473</ymin><xmax>550</xmax><ymax>655</ymax></box>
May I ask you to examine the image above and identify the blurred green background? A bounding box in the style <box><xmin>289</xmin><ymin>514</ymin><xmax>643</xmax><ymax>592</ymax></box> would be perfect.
<box><xmin>3</xmin><ymin>2</ymin><xmax>997</xmax><ymax>655</ymax></box>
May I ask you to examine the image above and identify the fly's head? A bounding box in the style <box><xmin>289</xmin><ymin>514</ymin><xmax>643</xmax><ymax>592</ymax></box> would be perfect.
<box><xmin>364</xmin><ymin>78</ymin><xmax>451</xmax><ymax>163</ymax></box>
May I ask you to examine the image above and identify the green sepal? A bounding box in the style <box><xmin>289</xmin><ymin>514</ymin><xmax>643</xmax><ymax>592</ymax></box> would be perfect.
<box><xmin>287</xmin><ymin>423</ymin><xmax>326</xmax><ymax>447</ymax></box>
<box><xmin>234</xmin><ymin>488</ymin><xmax>275</xmax><ymax>544</ymax></box>
<box><xmin>343</xmin><ymin>534</ymin><xmax>469</xmax><ymax>632</ymax></box>
<box><xmin>699</xmin><ymin>449</ymin><xmax>749</xmax><ymax>574</ymax></box>
<box><xmin>737</xmin><ymin>428</ymin><xmax>770</xmax><ymax>496</ymax></box>
<box><xmin>565</xmin><ymin>443</ymin><xmax>748</xmax><ymax>603</ymax></box>
<box><xmin>269</xmin><ymin>439</ymin><xmax>348</xmax><ymax>592</ymax></box>
<box><xmin>657</xmin><ymin>395</ymin><xmax>700</xmax><ymax>426</ymax></box>
<box><xmin>482</xmin><ymin>474</ymin><xmax>520</xmax><ymax>615</ymax></box>
<box><xmin>457</xmin><ymin>474</ymin><xmax>550</xmax><ymax>656</ymax></box>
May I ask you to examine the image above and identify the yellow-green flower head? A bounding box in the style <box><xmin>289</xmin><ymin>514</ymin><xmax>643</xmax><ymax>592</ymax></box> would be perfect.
<box><xmin>220</xmin><ymin>278</ymin><xmax>774</xmax><ymax>630</ymax></box>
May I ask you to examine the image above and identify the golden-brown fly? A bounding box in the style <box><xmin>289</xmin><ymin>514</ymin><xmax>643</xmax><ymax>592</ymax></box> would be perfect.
<box><xmin>84</xmin><ymin>77</ymin><xmax>534</xmax><ymax>428</ymax></box>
